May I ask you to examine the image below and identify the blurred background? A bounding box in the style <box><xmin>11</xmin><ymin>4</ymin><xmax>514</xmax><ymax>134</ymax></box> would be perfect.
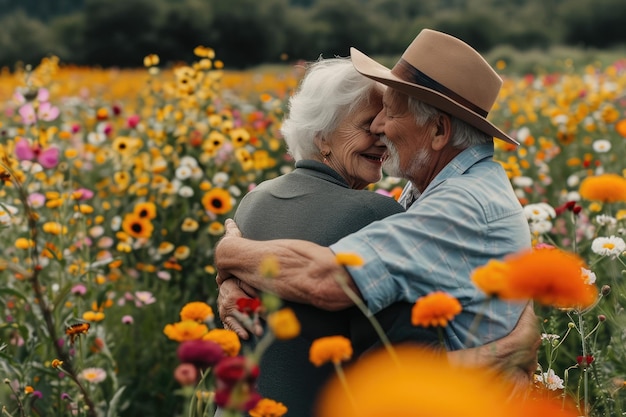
<box><xmin>0</xmin><ymin>0</ymin><xmax>625</xmax><ymax>71</ymax></box>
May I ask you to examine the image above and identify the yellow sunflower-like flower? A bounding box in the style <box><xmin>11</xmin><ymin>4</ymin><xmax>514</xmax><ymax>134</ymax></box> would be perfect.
<box><xmin>411</xmin><ymin>291</ymin><xmax>462</xmax><ymax>328</ymax></box>
<box><xmin>134</xmin><ymin>201</ymin><xmax>157</xmax><ymax>219</ymax></box>
<box><xmin>309</xmin><ymin>336</ymin><xmax>353</xmax><ymax>367</ymax></box>
<box><xmin>201</xmin><ymin>188</ymin><xmax>232</xmax><ymax>215</ymax></box>
<box><xmin>121</xmin><ymin>213</ymin><xmax>154</xmax><ymax>239</ymax></box>
<box><xmin>202</xmin><ymin>328</ymin><xmax>241</xmax><ymax>356</ymax></box>
<box><xmin>180</xmin><ymin>301</ymin><xmax>214</xmax><ymax>323</ymax></box>
<box><xmin>267</xmin><ymin>308</ymin><xmax>300</xmax><ymax>340</ymax></box>
<box><xmin>235</xmin><ymin>148</ymin><xmax>254</xmax><ymax>171</ymax></box>
<box><xmin>249</xmin><ymin>398</ymin><xmax>288</xmax><ymax>417</ymax></box>
<box><xmin>579</xmin><ymin>173</ymin><xmax>626</xmax><ymax>203</ymax></box>
<box><xmin>230</xmin><ymin>128</ymin><xmax>250</xmax><ymax>148</ymax></box>
<box><xmin>181</xmin><ymin>217</ymin><xmax>199</xmax><ymax>232</ymax></box>
<box><xmin>163</xmin><ymin>320</ymin><xmax>208</xmax><ymax>342</ymax></box>
<box><xmin>82</xmin><ymin>311</ymin><xmax>105</xmax><ymax>322</ymax></box>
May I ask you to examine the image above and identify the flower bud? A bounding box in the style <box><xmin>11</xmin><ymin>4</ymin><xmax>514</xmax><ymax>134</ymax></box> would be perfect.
<box><xmin>601</xmin><ymin>285</ymin><xmax>611</xmax><ymax>296</ymax></box>
<box><xmin>568</xmin><ymin>322</ymin><xmax>575</xmax><ymax>328</ymax></box>
<box><xmin>598</xmin><ymin>314</ymin><xmax>606</xmax><ymax>322</ymax></box>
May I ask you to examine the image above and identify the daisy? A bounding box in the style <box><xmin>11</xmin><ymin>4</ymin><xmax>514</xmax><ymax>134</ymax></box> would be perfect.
<box><xmin>78</xmin><ymin>368</ymin><xmax>107</xmax><ymax>384</ymax></box>
<box><xmin>591</xmin><ymin>236</ymin><xmax>626</xmax><ymax>258</ymax></box>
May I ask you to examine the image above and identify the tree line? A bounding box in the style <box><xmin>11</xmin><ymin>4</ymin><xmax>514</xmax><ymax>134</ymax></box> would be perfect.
<box><xmin>0</xmin><ymin>0</ymin><xmax>625</xmax><ymax>69</ymax></box>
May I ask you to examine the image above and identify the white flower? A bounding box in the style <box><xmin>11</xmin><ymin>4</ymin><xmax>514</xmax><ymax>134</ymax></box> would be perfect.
<box><xmin>79</xmin><ymin>368</ymin><xmax>107</xmax><ymax>384</ymax></box>
<box><xmin>540</xmin><ymin>333</ymin><xmax>560</xmax><ymax>341</ymax></box>
<box><xmin>517</xmin><ymin>126</ymin><xmax>531</xmax><ymax>142</ymax></box>
<box><xmin>591</xmin><ymin>236</ymin><xmax>626</xmax><ymax>258</ymax></box>
<box><xmin>530</xmin><ymin>220</ymin><xmax>552</xmax><ymax>234</ymax></box>
<box><xmin>179</xmin><ymin>155</ymin><xmax>198</xmax><ymax>168</ymax></box>
<box><xmin>535</xmin><ymin>369</ymin><xmax>564</xmax><ymax>390</ymax></box>
<box><xmin>565</xmin><ymin>191</ymin><xmax>580</xmax><ymax>202</ymax></box>
<box><xmin>175</xmin><ymin>166</ymin><xmax>192</xmax><ymax>180</ymax></box>
<box><xmin>592</xmin><ymin>139</ymin><xmax>611</xmax><ymax>153</ymax></box>
<box><xmin>581</xmin><ymin>268</ymin><xmax>596</xmax><ymax>285</ymax></box>
<box><xmin>595</xmin><ymin>215</ymin><xmax>617</xmax><ymax>227</ymax></box>
<box><xmin>524</xmin><ymin>203</ymin><xmax>556</xmax><ymax>222</ymax></box>
<box><xmin>512</xmin><ymin>176</ymin><xmax>533</xmax><ymax>188</ymax></box>
<box><xmin>178</xmin><ymin>185</ymin><xmax>194</xmax><ymax>198</ymax></box>
<box><xmin>213</xmin><ymin>172</ymin><xmax>229</xmax><ymax>187</ymax></box>
<box><xmin>566</xmin><ymin>175</ymin><xmax>580</xmax><ymax>188</ymax></box>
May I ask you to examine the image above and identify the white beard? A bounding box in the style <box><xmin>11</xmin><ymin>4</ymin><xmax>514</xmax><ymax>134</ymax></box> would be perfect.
<box><xmin>381</xmin><ymin>136</ymin><xmax>431</xmax><ymax>181</ymax></box>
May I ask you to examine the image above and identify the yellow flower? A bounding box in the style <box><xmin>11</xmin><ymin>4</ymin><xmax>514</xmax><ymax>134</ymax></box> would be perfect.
<box><xmin>24</xmin><ymin>386</ymin><xmax>34</xmax><ymax>394</ymax></box>
<box><xmin>158</xmin><ymin>241</ymin><xmax>175</xmax><ymax>255</ymax></box>
<box><xmin>249</xmin><ymin>398</ymin><xmax>288</xmax><ymax>417</ymax></box>
<box><xmin>202</xmin><ymin>329</ymin><xmax>241</xmax><ymax>356</ymax></box>
<box><xmin>579</xmin><ymin>173</ymin><xmax>626</xmax><ymax>203</ymax></box>
<box><xmin>143</xmin><ymin>54</ymin><xmax>159</xmax><ymax>67</ymax></box>
<box><xmin>163</xmin><ymin>320</ymin><xmax>208</xmax><ymax>342</ymax></box>
<box><xmin>235</xmin><ymin>148</ymin><xmax>254</xmax><ymax>170</ymax></box>
<box><xmin>411</xmin><ymin>291</ymin><xmax>462</xmax><ymax>328</ymax></box>
<box><xmin>134</xmin><ymin>202</ymin><xmax>157</xmax><ymax>219</ymax></box>
<box><xmin>181</xmin><ymin>217</ymin><xmax>199</xmax><ymax>232</ymax></box>
<box><xmin>180</xmin><ymin>301</ymin><xmax>214</xmax><ymax>322</ymax></box>
<box><xmin>43</xmin><ymin>222</ymin><xmax>66</xmax><ymax>235</ymax></box>
<box><xmin>15</xmin><ymin>238</ymin><xmax>35</xmax><ymax>250</ymax></box>
<box><xmin>335</xmin><ymin>253</ymin><xmax>364</xmax><ymax>267</ymax></box>
<box><xmin>82</xmin><ymin>311</ymin><xmax>105</xmax><ymax>322</ymax></box>
<box><xmin>259</xmin><ymin>255</ymin><xmax>280</xmax><ymax>278</ymax></box>
<box><xmin>201</xmin><ymin>188</ymin><xmax>232</xmax><ymax>215</ymax></box>
<box><xmin>207</xmin><ymin>221</ymin><xmax>225</xmax><ymax>236</ymax></box>
<box><xmin>230</xmin><ymin>127</ymin><xmax>250</xmax><ymax>147</ymax></box>
<box><xmin>174</xmin><ymin>245</ymin><xmax>190</xmax><ymax>260</ymax></box>
<box><xmin>309</xmin><ymin>336</ymin><xmax>353</xmax><ymax>367</ymax></box>
<box><xmin>267</xmin><ymin>308</ymin><xmax>300</xmax><ymax>340</ymax></box>
<box><xmin>51</xmin><ymin>359</ymin><xmax>63</xmax><ymax>368</ymax></box>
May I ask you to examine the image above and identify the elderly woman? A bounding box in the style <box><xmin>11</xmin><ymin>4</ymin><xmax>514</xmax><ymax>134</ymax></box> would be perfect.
<box><xmin>221</xmin><ymin>58</ymin><xmax>438</xmax><ymax>416</ymax></box>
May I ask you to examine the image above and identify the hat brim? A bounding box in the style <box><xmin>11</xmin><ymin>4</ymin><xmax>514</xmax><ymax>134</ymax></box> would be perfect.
<box><xmin>350</xmin><ymin>47</ymin><xmax>518</xmax><ymax>146</ymax></box>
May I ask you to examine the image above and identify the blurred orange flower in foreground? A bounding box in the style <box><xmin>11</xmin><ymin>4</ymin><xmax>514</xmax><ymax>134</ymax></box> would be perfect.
<box><xmin>309</xmin><ymin>336</ymin><xmax>353</xmax><ymax>367</ymax></box>
<box><xmin>315</xmin><ymin>346</ymin><xmax>578</xmax><ymax>417</ymax></box>
<box><xmin>472</xmin><ymin>248</ymin><xmax>597</xmax><ymax>309</ymax></box>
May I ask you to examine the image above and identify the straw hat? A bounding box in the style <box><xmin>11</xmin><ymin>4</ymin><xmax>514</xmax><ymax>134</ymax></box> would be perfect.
<box><xmin>351</xmin><ymin>29</ymin><xmax>517</xmax><ymax>146</ymax></box>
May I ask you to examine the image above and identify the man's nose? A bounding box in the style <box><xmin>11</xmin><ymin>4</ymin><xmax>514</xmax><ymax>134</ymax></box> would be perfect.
<box><xmin>370</xmin><ymin>110</ymin><xmax>385</xmax><ymax>135</ymax></box>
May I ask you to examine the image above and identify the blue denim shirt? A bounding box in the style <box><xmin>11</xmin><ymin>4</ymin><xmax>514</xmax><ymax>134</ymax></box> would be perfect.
<box><xmin>330</xmin><ymin>144</ymin><xmax>531</xmax><ymax>350</ymax></box>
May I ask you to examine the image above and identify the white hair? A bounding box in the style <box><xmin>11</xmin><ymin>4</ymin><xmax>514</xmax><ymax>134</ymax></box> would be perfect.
<box><xmin>406</xmin><ymin>96</ymin><xmax>492</xmax><ymax>149</ymax></box>
<box><xmin>280</xmin><ymin>57</ymin><xmax>380</xmax><ymax>161</ymax></box>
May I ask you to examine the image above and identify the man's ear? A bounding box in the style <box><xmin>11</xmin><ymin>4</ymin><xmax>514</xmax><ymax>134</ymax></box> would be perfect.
<box><xmin>432</xmin><ymin>114</ymin><xmax>451</xmax><ymax>151</ymax></box>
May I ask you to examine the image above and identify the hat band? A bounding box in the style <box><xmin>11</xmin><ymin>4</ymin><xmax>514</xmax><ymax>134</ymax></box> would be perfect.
<box><xmin>392</xmin><ymin>59</ymin><xmax>488</xmax><ymax>118</ymax></box>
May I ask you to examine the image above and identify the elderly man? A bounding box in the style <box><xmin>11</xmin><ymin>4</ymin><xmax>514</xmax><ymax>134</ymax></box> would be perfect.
<box><xmin>216</xmin><ymin>29</ymin><xmax>537</xmax><ymax>381</ymax></box>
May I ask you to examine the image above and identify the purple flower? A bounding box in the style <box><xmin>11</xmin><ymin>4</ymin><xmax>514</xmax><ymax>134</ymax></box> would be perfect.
<box><xmin>121</xmin><ymin>315</ymin><xmax>134</xmax><ymax>325</ymax></box>
<box><xmin>32</xmin><ymin>390</ymin><xmax>43</xmax><ymax>399</ymax></box>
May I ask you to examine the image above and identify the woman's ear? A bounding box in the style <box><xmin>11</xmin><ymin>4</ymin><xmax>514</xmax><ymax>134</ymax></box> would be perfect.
<box><xmin>432</xmin><ymin>114</ymin><xmax>451</xmax><ymax>151</ymax></box>
<box><xmin>314</xmin><ymin>135</ymin><xmax>331</xmax><ymax>156</ymax></box>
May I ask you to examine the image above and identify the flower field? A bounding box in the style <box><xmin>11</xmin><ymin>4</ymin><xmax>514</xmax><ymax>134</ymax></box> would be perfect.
<box><xmin>0</xmin><ymin>48</ymin><xmax>625</xmax><ymax>417</ymax></box>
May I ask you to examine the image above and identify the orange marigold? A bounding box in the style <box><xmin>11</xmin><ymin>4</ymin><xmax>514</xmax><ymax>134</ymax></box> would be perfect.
<box><xmin>249</xmin><ymin>398</ymin><xmax>288</xmax><ymax>417</ymax></box>
<box><xmin>497</xmin><ymin>249</ymin><xmax>597</xmax><ymax>309</ymax></box>
<box><xmin>616</xmin><ymin>119</ymin><xmax>626</xmax><ymax>138</ymax></box>
<box><xmin>163</xmin><ymin>320</ymin><xmax>208</xmax><ymax>342</ymax></box>
<box><xmin>309</xmin><ymin>336</ymin><xmax>353</xmax><ymax>367</ymax></box>
<box><xmin>579</xmin><ymin>174</ymin><xmax>626</xmax><ymax>203</ymax></box>
<box><xmin>180</xmin><ymin>301</ymin><xmax>214</xmax><ymax>323</ymax></box>
<box><xmin>202</xmin><ymin>328</ymin><xmax>241</xmax><ymax>356</ymax></box>
<box><xmin>267</xmin><ymin>308</ymin><xmax>301</xmax><ymax>340</ymax></box>
<box><xmin>411</xmin><ymin>292</ymin><xmax>462</xmax><ymax>328</ymax></box>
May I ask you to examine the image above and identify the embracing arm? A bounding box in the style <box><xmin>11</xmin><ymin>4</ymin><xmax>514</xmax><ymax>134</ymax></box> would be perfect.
<box><xmin>215</xmin><ymin>219</ymin><xmax>359</xmax><ymax>311</ymax></box>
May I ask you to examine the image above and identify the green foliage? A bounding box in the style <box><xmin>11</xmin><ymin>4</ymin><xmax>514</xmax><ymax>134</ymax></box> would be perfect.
<box><xmin>1</xmin><ymin>0</ymin><xmax>626</xmax><ymax>69</ymax></box>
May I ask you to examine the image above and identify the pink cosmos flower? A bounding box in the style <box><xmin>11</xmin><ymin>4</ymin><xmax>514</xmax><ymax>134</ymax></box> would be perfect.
<box><xmin>37</xmin><ymin>102</ymin><xmax>60</xmax><ymax>122</ymax></box>
<box><xmin>18</xmin><ymin>104</ymin><xmax>37</xmax><ymax>125</ymax></box>
<box><xmin>14</xmin><ymin>139</ymin><xmax>60</xmax><ymax>169</ymax></box>
<box><xmin>127</xmin><ymin>114</ymin><xmax>140</xmax><ymax>128</ymax></box>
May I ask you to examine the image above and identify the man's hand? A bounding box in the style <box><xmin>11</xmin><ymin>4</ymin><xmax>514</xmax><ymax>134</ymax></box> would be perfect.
<box><xmin>448</xmin><ymin>303</ymin><xmax>540</xmax><ymax>393</ymax></box>
<box><xmin>216</xmin><ymin>277</ymin><xmax>264</xmax><ymax>340</ymax></box>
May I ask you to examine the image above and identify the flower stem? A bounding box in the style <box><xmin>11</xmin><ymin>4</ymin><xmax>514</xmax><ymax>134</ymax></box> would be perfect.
<box><xmin>333</xmin><ymin>362</ymin><xmax>358</xmax><ymax>413</ymax></box>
